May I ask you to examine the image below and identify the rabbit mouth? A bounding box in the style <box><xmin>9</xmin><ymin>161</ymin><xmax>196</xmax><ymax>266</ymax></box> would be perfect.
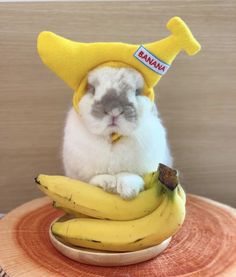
<box><xmin>108</xmin><ymin>122</ymin><xmax>118</xmax><ymax>127</ymax></box>
<box><xmin>107</xmin><ymin>115</ymin><xmax>120</xmax><ymax>128</ymax></box>
<box><xmin>107</xmin><ymin>123</ymin><xmax>119</xmax><ymax>133</ymax></box>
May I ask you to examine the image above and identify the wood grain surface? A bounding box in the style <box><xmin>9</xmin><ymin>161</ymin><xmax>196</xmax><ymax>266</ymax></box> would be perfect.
<box><xmin>0</xmin><ymin>1</ymin><xmax>236</xmax><ymax>212</ymax></box>
<box><xmin>0</xmin><ymin>195</ymin><xmax>236</xmax><ymax>276</ymax></box>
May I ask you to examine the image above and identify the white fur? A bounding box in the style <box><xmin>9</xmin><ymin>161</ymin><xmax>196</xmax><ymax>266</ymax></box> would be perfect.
<box><xmin>62</xmin><ymin>67</ymin><xmax>173</xmax><ymax>199</ymax></box>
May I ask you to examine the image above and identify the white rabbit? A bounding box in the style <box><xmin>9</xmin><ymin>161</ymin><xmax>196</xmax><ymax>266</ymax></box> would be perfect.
<box><xmin>62</xmin><ymin>66</ymin><xmax>173</xmax><ymax>199</ymax></box>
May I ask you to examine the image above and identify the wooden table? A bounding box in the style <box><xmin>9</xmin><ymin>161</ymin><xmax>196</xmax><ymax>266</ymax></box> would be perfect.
<box><xmin>0</xmin><ymin>195</ymin><xmax>235</xmax><ymax>277</ymax></box>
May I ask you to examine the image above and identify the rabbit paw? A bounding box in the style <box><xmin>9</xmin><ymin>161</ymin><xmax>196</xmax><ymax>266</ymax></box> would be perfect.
<box><xmin>116</xmin><ymin>173</ymin><xmax>144</xmax><ymax>199</ymax></box>
<box><xmin>89</xmin><ymin>174</ymin><xmax>117</xmax><ymax>193</ymax></box>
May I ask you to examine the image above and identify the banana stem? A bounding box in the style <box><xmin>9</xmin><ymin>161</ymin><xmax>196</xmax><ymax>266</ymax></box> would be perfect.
<box><xmin>158</xmin><ymin>163</ymin><xmax>178</xmax><ymax>191</ymax></box>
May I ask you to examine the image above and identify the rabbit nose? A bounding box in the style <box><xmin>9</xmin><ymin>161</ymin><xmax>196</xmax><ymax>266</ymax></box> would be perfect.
<box><xmin>105</xmin><ymin>107</ymin><xmax>124</xmax><ymax>117</ymax></box>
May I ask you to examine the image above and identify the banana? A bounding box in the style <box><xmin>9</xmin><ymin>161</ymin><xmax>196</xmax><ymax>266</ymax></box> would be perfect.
<box><xmin>52</xmin><ymin>201</ymin><xmax>90</xmax><ymax>218</ymax></box>
<box><xmin>52</xmin><ymin>165</ymin><xmax>186</xmax><ymax>252</ymax></box>
<box><xmin>35</xmin><ymin>171</ymin><xmax>164</xmax><ymax>221</ymax></box>
<box><xmin>52</xmin><ymin>175</ymin><xmax>186</xmax><ymax>217</ymax></box>
<box><xmin>143</xmin><ymin>171</ymin><xmax>157</xmax><ymax>189</ymax></box>
<box><xmin>178</xmin><ymin>184</ymin><xmax>186</xmax><ymax>204</ymax></box>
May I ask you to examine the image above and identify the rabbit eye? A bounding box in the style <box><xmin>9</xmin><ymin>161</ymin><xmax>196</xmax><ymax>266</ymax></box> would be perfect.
<box><xmin>87</xmin><ymin>84</ymin><xmax>95</xmax><ymax>95</ymax></box>
<box><xmin>135</xmin><ymin>88</ymin><xmax>142</xmax><ymax>96</ymax></box>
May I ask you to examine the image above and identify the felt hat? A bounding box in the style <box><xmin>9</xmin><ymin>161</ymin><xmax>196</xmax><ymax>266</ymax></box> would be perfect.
<box><xmin>37</xmin><ymin>16</ymin><xmax>201</xmax><ymax>111</ymax></box>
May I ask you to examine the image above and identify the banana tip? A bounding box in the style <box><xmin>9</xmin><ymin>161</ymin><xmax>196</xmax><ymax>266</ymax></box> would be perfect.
<box><xmin>158</xmin><ymin>163</ymin><xmax>178</xmax><ymax>191</ymax></box>
<box><xmin>34</xmin><ymin>176</ymin><xmax>40</xmax><ymax>185</ymax></box>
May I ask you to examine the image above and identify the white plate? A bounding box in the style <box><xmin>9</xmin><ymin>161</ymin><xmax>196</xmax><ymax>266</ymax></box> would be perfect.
<box><xmin>49</xmin><ymin>216</ymin><xmax>171</xmax><ymax>266</ymax></box>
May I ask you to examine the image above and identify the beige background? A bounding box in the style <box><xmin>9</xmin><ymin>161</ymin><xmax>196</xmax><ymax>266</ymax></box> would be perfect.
<box><xmin>0</xmin><ymin>1</ymin><xmax>235</xmax><ymax>212</ymax></box>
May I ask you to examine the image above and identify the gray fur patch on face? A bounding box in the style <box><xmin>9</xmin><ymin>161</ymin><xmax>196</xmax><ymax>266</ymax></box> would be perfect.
<box><xmin>91</xmin><ymin>88</ymin><xmax>137</xmax><ymax>122</ymax></box>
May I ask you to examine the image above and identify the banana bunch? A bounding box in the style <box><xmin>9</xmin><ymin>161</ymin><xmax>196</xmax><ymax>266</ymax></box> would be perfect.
<box><xmin>35</xmin><ymin>164</ymin><xmax>186</xmax><ymax>252</ymax></box>
<box><xmin>36</xmin><ymin>171</ymin><xmax>165</xmax><ymax>220</ymax></box>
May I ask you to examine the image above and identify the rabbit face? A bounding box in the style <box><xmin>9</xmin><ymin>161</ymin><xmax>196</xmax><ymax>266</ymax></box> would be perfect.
<box><xmin>78</xmin><ymin>67</ymin><xmax>145</xmax><ymax>137</ymax></box>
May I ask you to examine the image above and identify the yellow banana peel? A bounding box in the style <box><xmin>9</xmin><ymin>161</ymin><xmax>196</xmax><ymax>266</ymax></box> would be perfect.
<box><xmin>36</xmin><ymin>171</ymin><xmax>164</xmax><ymax>221</ymax></box>
<box><xmin>51</xmin><ymin>167</ymin><xmax>186</xmax><ymax>252</ymax></box>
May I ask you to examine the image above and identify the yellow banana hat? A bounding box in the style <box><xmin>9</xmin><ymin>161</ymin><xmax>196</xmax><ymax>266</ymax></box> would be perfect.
<box><xmin>37</xmin><ymin>16</ymin><xmax>201</xmax><ymax>109</ymax></box>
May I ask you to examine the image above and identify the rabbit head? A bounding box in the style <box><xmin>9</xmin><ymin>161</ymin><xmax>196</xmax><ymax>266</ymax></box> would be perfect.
<box><xmin>78</xmin><ymin>66</ymin><xmax>147</xmax><ymax>137</ymax></box>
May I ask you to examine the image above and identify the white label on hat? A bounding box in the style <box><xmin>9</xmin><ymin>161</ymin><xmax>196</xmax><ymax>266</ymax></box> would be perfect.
<box><xmin>133</xmin><ymin>46</ymin><xmax>170</xmax><ymax>75</ymax></box>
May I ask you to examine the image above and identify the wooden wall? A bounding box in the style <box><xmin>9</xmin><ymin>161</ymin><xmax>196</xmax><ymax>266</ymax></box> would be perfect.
<box><xmin>0</xmin><ymin>0</ymin><xmax>235</xmax><ymax>212</ymax></box>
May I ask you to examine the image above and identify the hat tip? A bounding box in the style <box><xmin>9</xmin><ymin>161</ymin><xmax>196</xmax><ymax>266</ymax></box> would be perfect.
<box><xmin>37</xmin><ymin>31</ymin><xmax>53</xmax><ymax>55</ymax></box>
<box><xmin>167</xmin><ymin>16</ymin><xmax>201</xmax><ymax>56</ymax></box>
